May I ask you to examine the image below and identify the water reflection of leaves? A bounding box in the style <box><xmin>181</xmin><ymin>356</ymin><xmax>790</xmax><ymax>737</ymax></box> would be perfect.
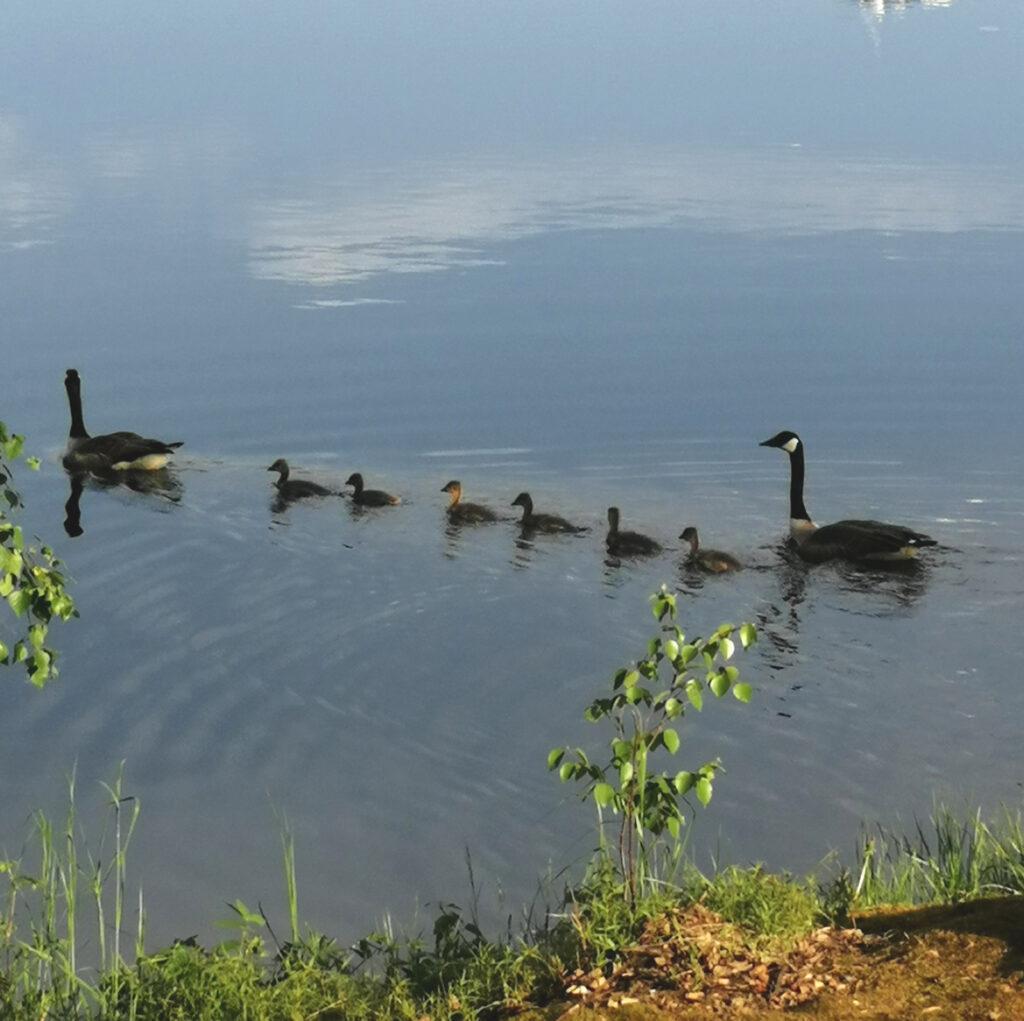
<box><xmin>63</xmin><ymin>467</ymin><xmax>182</xmax><ymax>538</ymax></box>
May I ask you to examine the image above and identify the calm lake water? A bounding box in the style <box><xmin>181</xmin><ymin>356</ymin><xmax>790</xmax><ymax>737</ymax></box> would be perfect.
<box><xmin>3</xmin><ymin>0</ymin><xmax>1024</xmax><ymax>949</ymax></box>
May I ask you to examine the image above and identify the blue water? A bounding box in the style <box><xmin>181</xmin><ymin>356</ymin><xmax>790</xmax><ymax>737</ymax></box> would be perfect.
<box><xmin>2</xmin><ymin>0</ymin><xmax>1023</xmax><ymax>949</ymax></box>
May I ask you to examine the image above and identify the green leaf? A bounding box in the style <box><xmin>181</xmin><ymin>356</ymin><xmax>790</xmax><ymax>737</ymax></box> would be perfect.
<box><xmin>547</xmin><ymin>748</ymin><xmax>565</xmax><ymax>770</ymax></box>
<box><xmin>7</xmin><ymin>588</ymin><xmax>31</xmax><ymax>617</ymax></box>
<box><xmin>674</xmin><ymin>771</ymin><xmax>695</xmax><ymax>795</ymax></box>
<box><xmin>651</xmin><ymin>589</ymin><xmax>675</xmax><ymax>621</ymax></box>
<box><xmin>665</xmin><ymin>814</ymin><xmax>681</xmax><ymax>839</ymax></box>
<box><xmin>559</xmin><ymin>762</ymin><xmax>575</xmax><ymax>782</ymax></box>
<box><xmin>593</xmin><ymin>783</ymin><xmax>616</xmax><ymax>808</ymax></box>
<box><xmin>623</xmin><ymin>669</ymin><xmax>639</xmax><ymax>688</ymax></box>
<box><xmin>29</xmin><ymin>650</ymin><xmax>51</xmax><ymax>686</ymax></box>
<box><xmin>684</xmin><ymin>678</ymin><xmax>703</xmax><ymax>710</ymax></box>
<box><xmin>739</xmin><ymin>622</ymin><xmax>757</xmax><ymax>649</ymax></box>
<box><xmin>719</xmin><ymin>637</ymin><xmax>735</xmax><ymax>660</ymax></box>
<box><xmin>661</xmin><ymin>728</ymin><xmax>679</xmax><ymax>754</ymax></box>
<box><xmin>733</xmin><ymin>682</ymin><xmax>752</xmax><ymax>702</ymax></box>
<box><xmin>663</xmin><ymin>638</ymin><xmax>679</xmax><ymax>661</ymax></box>
<box><xmin>0</xmin><ymin>547</ymin><xmax>20</xmax><ymax>574</ymax></box>
<box><xmin>53</xmin><ymin>594</ymin><xmax>74</xmax><ymax>619</ymax></box>
<box><xmin>710</xmin><ymin>671</ymin><xmax>730</xmax><ymax>697</ymax></box>
<box><xmin>1</xmin><ymin>434</ymin><xmax>24</xmax><ymax>461</ymax></box>
<box><xmin>25</xmin><ymin>456</ymin><xmax>40</xmax><ymax>470</ymax></box>
<box><xmin>619</xmin><ymin>761</ymin><xmax>634</xmax><ymax>786</ymax></box>
<box><xmin>679</xmin><ymin>644</ymin><xmax>697</xmax><ymax>665</ymax></box>
<box><xmin>695</xmin><ymin>777</ymin><xmax>713</xmax><ymax>805</ymax></box>
<box><xmin>0</xmin><ymin>639</ymin><xmax>7</xmax><ymax>661</ymax></box>
<box><xmin>664</xmin><ymin>696</ymin><xmax>683</xmax><ymax>718</ymax></box>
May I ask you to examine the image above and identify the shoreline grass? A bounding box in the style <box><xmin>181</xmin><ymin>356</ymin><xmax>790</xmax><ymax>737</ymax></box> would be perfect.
<box><xmin>2</xmin><ymin>774</ymin><xmax>1022</xmax><ymax>1020</ymax></box>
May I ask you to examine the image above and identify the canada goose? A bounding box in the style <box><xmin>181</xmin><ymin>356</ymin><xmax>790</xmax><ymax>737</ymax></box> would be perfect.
<box><xmin>267</xmin><ymin>458</ymin><xmax>333</xmax><ymax>499</ymax></box>
<box><xmin>511</xmin><ymin>492</ymin><xmax>585</xmax><ymax>533</ymax></box>
<box><xmin>606</xmin><ymin>506</ymin><xmax>662</xmax><ymax>557</ymax></box>
<box><xmin>62</xmin><ymin>368</ymin><xmax>182</xmax><ymax>471</ymax></box>
<box><xmin>760</xmin><ymin>430</ymin><xmax>937</xmax><ymax>563</ymax></box>
<box><xmin>346</xmin><ymin>472</ymin><xmax>400</xmax><ymax>506</ymax></box>
<box><xmin>679</xmin><ymin>526</ymin><xmax>741</xmax><ymax>573</ymax></box>
<box><xmin>441</xmin><ymin>480</ymin><xmax>497</xmax><ymax>522</ymax></box>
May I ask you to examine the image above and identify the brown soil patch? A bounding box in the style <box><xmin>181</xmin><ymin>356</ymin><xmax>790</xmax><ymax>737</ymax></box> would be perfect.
<box><xmin>527</xmin><ymin>896</ymin><xmax>1024</xmax><ymax>1021</ymax></box>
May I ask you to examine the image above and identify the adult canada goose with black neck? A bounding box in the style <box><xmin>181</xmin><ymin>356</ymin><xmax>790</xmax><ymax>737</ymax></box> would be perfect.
<box><xmin>759</xmin><ymin>430</ymin><xmax>936</xmax><ymax>563</ymax></box>
<box><xmin>267</xmin><ymin>459</ymin><xmax>333</xmax><ymax>499</ymax></box>
<box><xmin>346</xmin><ymin>472</ymin><xmax>400</xmax><ymax>506</ymax></box>
<box><xmin>605</xmin><ymin>506</ymin><xmax>661</xmax><ymax>557</ymax></box>
<box><xmin>679</xmin><ymin>526</ymin><xmax>740</xmax><ymax>573</ymax></box>
<box><xmin>511</xmin><ymin>492</ymin><xmax>585</xmax><ymax>533</ymax></box>
<box><xmin>62</xmin><ymin>368</ymin><xmax>182</xmax><ymax>471</ymax></box>
<box><xmin>441</xmin><ymin>480</ymin><xmax>497</xmax><ymax>523</ymax></box>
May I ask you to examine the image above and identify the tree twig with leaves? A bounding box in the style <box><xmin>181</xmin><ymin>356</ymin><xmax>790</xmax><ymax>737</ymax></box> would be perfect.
<box><xmin>1</xmin><ymin>422</ymin><xmax>75</xmax><ymax>686</ymax></box>
<box><xmin>549</xmin><ymin>586</ymin><xmax>756</xmax><ymax>901</ymax></box>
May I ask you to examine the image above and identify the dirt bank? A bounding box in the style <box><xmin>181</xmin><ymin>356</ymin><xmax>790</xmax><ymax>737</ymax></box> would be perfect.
<box><xmin>527</xmin><ymin>896</ymin><xmax>1024</xmax><ymax>1020</ymax></box>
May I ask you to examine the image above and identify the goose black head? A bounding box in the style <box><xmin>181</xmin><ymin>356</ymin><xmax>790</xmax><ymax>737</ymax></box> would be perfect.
<box><xmin>760</xmin><ymin>430</ymin><xmax>801</xmax><ymax>453</ymax></box>
<box><xmin>511</xmin><ymin>492</ymin><xmax>531</xmax><ymax>509</ymax></box>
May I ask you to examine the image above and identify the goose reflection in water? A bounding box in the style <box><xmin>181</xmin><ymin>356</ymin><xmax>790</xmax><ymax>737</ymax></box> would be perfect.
<box><xmin>63</xmin><ymin>466</ymin><xmax>182</xmax><ymax>538</ymax></box>
<box><xmin>752</xmin><ymin>534</ymin><xmax>933</xmax><ymax>686</ymax></box>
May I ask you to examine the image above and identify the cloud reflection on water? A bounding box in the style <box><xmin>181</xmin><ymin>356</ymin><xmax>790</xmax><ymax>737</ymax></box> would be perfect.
<box><xmin>855</xmin><ymin>0</ymin><xmax>955</xmax><ymax>19</ymax></box>
<box><xmin>247</xmin><ymin>148</ymin><xmax>1024</xmax><ymax>290</ymax></box>
<box><xmin>0</xmin><ymin>114</ymin><xmax>69</xmax><ymax>246</ymax></box>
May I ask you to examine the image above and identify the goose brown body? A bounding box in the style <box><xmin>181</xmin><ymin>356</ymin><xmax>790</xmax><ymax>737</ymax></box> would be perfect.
<box><xmin>760</xmin><ymin>430</ymin><xmax>937</xmax><ymax>563</ymax></box>
<box><xmin>267</xmin><ymin>459</ymin><xmax>333</xmax><ymax>499</ymax></box>
<box><xmin>346</xmin><ymin>472</ymin><xmax>400</xmax><ymax>506</ymax></box>
<box><xmin>606</xmin><ymin>506</ymin><xmax>661</xmax><ymax>557</ymax></box>
<box><xmin>679</xmin><ymin>526</ymin><xmax>740</xmax><ymax>573</ymax></box>
<box><xmin>511</xmin><ymin>492</ymin><xmax>584</xmax><ymax>533</ymax></box>
<box><xmin>441</xmin><ymin>480</ymin><xmax>497</xmax><ymax>522</ymax></box>
<box><xmin>63</xmin><ymin>368</ymin><xmax>182</xmax><ymax>471</ymax></box>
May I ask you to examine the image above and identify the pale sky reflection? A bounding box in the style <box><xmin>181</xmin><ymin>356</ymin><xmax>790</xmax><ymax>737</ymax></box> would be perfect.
<box><xmin>856</xmin><ymin>0</ymin><xmax>955</xmax><ymax>19</ymax></box>
<box><xmin>248</xmin><ymin>148</ymin><xmax>1024</xmax><ymax>290</ymax></box>
<box><xmin>0</xmin><ymin>114</ymin><xmax>69</xmax><ymax>244</ymax></box>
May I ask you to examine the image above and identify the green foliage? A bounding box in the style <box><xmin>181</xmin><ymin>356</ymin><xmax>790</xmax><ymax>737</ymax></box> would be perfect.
<box><xmin>0</xmin><ymin>766</ymin><xmax>142</xmax><ymax>1019</ymax></box>
<box><xmin>5</xmin><ymin>768</ymin><xmax>1024</xmax><ymax>1019</ymax></box>
<box><xmin>549</xmin><ymin>586</ymin><xmax>756</xmax><ymax>901</ymax></box>
<box><xmin>821</xmin><ymin>802</ymin><xmax>1024</xmax><ymax>920</ymax></box>
<box><xmin>702</xmin><ymin>864</ymin><xmax>818</xmax><ymax>939</ymax></box>
<box><xmin>0</xmin><ymin>421</ymin><xmax>75</xmax><ymax>686</ymax></box>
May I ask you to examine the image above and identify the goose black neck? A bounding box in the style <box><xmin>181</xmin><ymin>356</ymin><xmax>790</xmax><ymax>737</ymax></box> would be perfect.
<box><xmin>787</xmin><ymin>443</ymin><xmax>812</xmax><ymax>523</ymax></box>
<box><xmin>64</xmin><ymin>372</ymin><xmax>89</xmax><ymax>440</ymax></box>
